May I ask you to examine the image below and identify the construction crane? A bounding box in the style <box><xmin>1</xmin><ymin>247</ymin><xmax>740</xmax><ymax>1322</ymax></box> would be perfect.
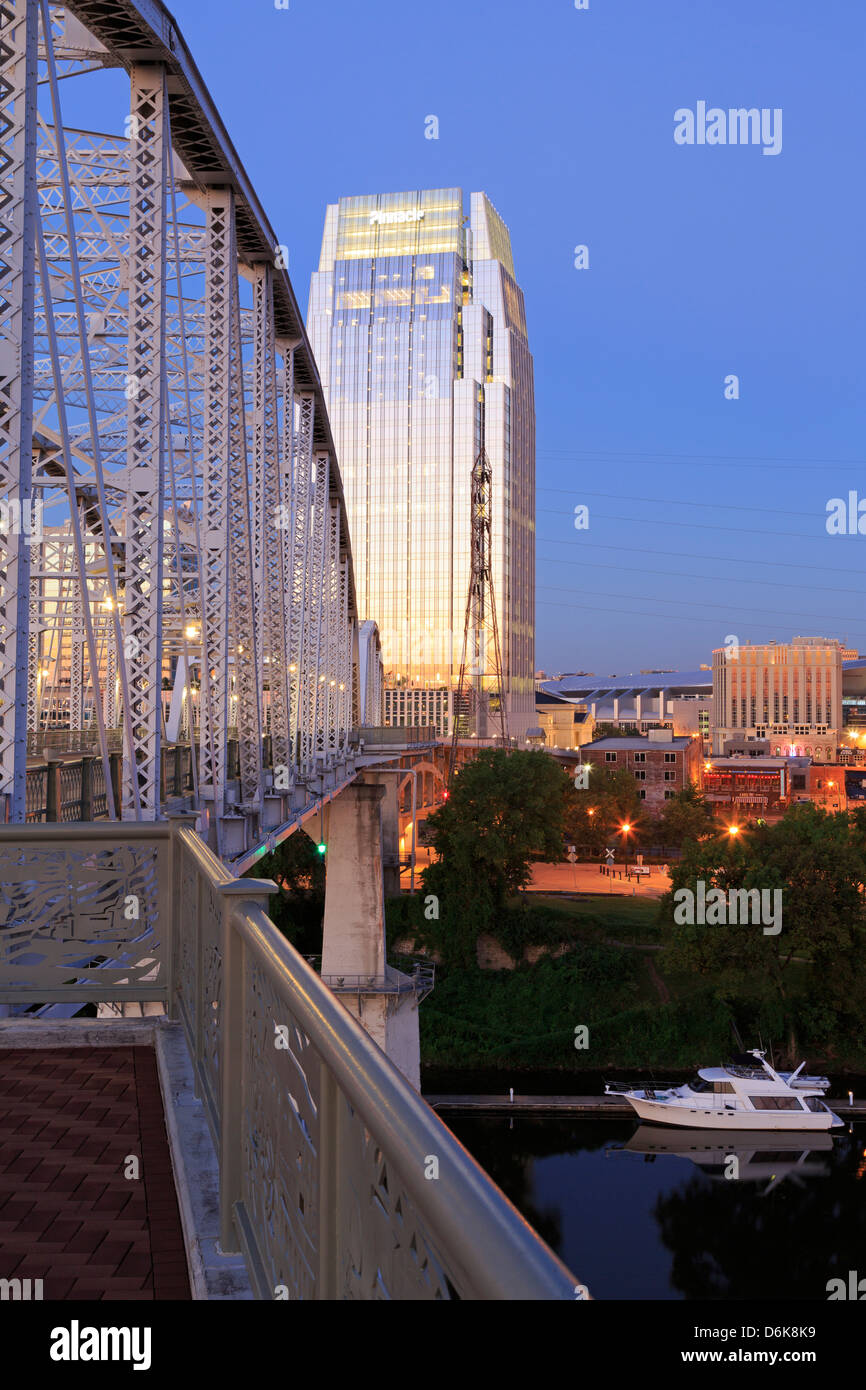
<box><xmin>448</xmin><ymin>445</ymin><xmax>508</xmax><ymax>784</ymax></box>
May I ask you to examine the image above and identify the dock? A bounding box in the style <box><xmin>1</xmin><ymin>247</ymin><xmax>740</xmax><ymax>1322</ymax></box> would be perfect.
<box><xmin>424</xmin><ymin>1093</ymin><xmax>866</xmax><ymax>1116</ymax></box>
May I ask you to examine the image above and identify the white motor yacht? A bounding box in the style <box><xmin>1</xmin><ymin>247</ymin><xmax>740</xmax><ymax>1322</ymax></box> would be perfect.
<box><xmin>605</xmin><ymin>1050</ymin><xmax>842</xmax><ymax>1130</ymax></box>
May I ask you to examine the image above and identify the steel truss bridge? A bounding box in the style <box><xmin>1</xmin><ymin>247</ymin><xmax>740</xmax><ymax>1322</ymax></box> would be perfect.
<box><xmin>0</xmin><ymin>0</ymin><xmax>383</xmax><ymax>863</ymax></box>
<box><xmin>0</xmin><ymin>0</ymin><xmax>581</xmax><ymax>1300</ymax></box>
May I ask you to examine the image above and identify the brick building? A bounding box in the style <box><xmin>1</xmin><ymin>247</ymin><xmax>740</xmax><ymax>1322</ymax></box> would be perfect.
<box><xmin>578</xmin><ymin>729</ymin><xmax>700</xmax><ymax>813</ymax></box>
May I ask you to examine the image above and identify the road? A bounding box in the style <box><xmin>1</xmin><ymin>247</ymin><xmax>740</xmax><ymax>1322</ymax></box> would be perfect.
<box><xmin>401</xmin><ymin>850</ymin><xmax>671</xmax><ymax>898</ymax></box>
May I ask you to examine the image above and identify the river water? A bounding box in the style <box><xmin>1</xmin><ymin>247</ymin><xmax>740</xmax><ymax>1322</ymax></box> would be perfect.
<box><xmin>444</xmin><ymin>1112</ymin><xmax>866</xmax><ymax>1300</ymax></box>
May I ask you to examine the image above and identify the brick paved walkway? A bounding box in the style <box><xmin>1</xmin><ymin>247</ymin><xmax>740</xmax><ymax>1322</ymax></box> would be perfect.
<box><xmin>0</xmin><ymin>1046</ymin><xmax>190</xmax><ymax>1300</ymax></box>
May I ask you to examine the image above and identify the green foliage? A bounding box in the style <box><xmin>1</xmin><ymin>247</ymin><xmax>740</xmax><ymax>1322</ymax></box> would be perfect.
<box><xmin>659</xmin><ymin>803</ymin><xmax>866</xmax><ymax>1061</ymax></box>
<box><xmin>653</xmin><ymin>783</ymin><xmax>716</xmax><ymax>850</ymax></box>
<box><xmin>563</xmin><ymin>762</ymin><xmax>648</xmax><ymax>851</ymax></box>
<box><xmin>421</xmin><ymin>749</ymin><xmax>566</xmax><ymax>965</ymax></box>
<box><xmin>245</xmin><ymin>829</ymin><xmax>325</xmax><ymax>954</ymax></box>
<box><xmin>420</xmin><ymin>948</ymin><xmax>641</xmax><ymax>1068</ymax></box>
<box><xmin>419</xmin><ymin>951</ymin><xmax>742</xmax><ymax>1070</ymax></box>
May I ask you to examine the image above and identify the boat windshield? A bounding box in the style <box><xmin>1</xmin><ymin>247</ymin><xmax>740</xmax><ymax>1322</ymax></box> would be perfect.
<box><xmin>687</xmin><ymin>1075</ymin><xmax>712</xmax><ymax>1093</ymax></box>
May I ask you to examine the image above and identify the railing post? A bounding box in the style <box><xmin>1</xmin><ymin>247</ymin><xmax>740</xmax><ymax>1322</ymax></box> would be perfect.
<box><xmin>165</xmin><ymin>814</ymin><xmax>199</xmax><ymax>1021</ymax></box>
<box><xmin>216</xmin><ymin>878</ymin><xmax>277</xmax><ymax>1257</ymax></box>
<box><xmin>44</xmin><ymin>755</ymin><xmax>62</xmax><ymax>822</ymax></box>
<box><xmin>80</xmin><ymin>755</ymin><xmax>94</xmax><ymax>821</ymax></box>
<box><xmin>109</xmin><ymin>752</ymin><xmax>122</xmax><ymax>817</ymax></box>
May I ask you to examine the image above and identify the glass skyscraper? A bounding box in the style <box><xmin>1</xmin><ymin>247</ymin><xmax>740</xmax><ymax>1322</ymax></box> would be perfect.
<box><xmin>308</xmin><ymin>188</ymin><xmax>535</xmax><ymax>737</ymax></box>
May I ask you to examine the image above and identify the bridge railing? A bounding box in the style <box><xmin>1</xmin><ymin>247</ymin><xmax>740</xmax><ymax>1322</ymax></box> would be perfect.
<box><xmin>0</xmin><ymin>820</ymin><xmax>579</xmax><ymax>1300</ymax></box>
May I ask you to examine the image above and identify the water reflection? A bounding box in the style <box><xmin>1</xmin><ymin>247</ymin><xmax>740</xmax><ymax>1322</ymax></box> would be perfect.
<box><xmin>445</xmin><ymin>1113</ymin><xmax>866</xmax><ymax>1299</ymax></box>
<box><xmin>614</xmin><ymin>1125</ymin><xmax>835</xmax><ymax>1193</ymax></box>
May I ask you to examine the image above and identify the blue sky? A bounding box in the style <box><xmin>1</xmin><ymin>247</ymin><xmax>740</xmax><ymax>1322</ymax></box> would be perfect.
<box><xmin>70</xmin><ymin>0</ymin><xmax>866</xmax><ymax>676</ymax></box>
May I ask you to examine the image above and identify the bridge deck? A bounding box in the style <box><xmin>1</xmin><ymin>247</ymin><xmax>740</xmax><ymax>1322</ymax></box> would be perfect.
<box><xmin>0</xmin><ymin>1047</ymin><xmax>190</xmax><ymax>1300</ymax></box>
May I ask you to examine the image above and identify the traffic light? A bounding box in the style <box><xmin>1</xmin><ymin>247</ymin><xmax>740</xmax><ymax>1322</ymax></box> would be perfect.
<box><xmin>316</xmin><ymin>841</ymin><xmax>327</xmax><ymax>856</ymax></box>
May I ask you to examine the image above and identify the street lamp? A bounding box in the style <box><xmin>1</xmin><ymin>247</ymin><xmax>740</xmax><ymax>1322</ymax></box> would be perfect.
<box><xmin>727</xmin><ymin>824</ymin><xmax>740</xmax><ymax>837</ymax></box>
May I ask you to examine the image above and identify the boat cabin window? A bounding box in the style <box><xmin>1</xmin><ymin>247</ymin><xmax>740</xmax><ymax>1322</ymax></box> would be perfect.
<box><xmin>803</xmin><ymin>1096</ymin><xmax>825</xmax><ymax>1113</ymax></box>
<box><xmin>748</xmin><ymin>1095</ymin><xmax>804</xmax><ymax>1110</ymax></box>
<box><xmin>687</xmin><ymin>1076</ymin><xmax>712</xmax><ymax>1093</ymax></box>
<box><xmin>713</xmin><ymin>1082</ymin><xmax>735</xmax><ymax>1094</ymax></box>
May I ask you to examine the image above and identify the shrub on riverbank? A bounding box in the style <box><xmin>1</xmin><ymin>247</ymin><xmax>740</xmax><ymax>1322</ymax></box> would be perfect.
<box><xmin>418</xmin><ymin>952</ymin><xmax>738</xmax><ymax>1070</ymax></box>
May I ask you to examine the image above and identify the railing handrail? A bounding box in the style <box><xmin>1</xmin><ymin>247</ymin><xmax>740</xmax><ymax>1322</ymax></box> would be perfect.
<box><xmin>230</xmin><ymin>897</ymin><xmax>576</xmax><ymax>1300</ymax></box>
<box><xmin>175</xmin><ymin>820</ymin><xmax>234</xmax><ymax>886</ymax></box>
<box><xmin>0</xmin><ymin>822</ymin><xmax>171</xmax><ymax>842</ymax></box>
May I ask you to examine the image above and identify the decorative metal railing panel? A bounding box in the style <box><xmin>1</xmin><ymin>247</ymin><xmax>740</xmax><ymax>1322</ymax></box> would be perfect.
<box><xmin>241</xmin><ymin>957</ymin><xmax>320</xmax><ymax>1301</ymax></box>
<box><xmin>0</xmin><ymin>824</ymin><xmax>169</xmax><ymax>1002</ymax></box>
<box><xmin>91</xmin><ymin>757</ymin><xmax>108</xmax><ymax>817</ymax></box>
<box><xmin>58</xmin><ymin>761</ymin><xmax>82</xmax><ymax>821</ymax></box>
<box><xmin>25</xmin><ymin>768</ymin><xmax>48</xmax><ymax>822</ymax></box>
<box><xmin>335</xmin><ymin>1093</ymin><xmax>454</xmax><ymax>1300</ymax></box>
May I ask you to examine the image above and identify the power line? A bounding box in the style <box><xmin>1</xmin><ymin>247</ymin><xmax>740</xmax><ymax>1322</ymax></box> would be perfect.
<box><xmin>536</xmin><ymin>553</ymin><xmax>866</xmax><ymax>597</ymax></box>
<box><xmin>537</xmin><ymin>583</ymin><xmax>863</xmax><ymax>627</ymax></box>
<box><xmin>538</xmin><ymin>508</ymin><xmax>850</xmax><ymax>542</ymax></box>
<box><xmin>536</xmin><ymin>596</ymin><xmax>866</xmax><ymax>639</ymax></box>
<box><xmin>538</xmin><ymin>487</ymin><xmax>819</xmax><ymax>520</ymax></box>
<box><xmin>536</xmin><ymin>447</ymin><xmax>864</xmax><ymax>471</ymax></box>
<box><xmin>536</xmin><ymin>535</ymin><xmax>866</xmax><ymax>577</ymax></box>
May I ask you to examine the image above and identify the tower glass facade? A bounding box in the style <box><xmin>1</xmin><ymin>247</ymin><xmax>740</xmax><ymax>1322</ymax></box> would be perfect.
<box><xmin>308</xmin><ymin>189</ymin><xmax>534</xmax><ymax>737</ymax></box>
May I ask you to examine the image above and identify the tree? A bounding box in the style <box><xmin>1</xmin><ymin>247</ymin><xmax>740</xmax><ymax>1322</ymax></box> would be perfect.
<box><xmin>246</xmin><ymin>830</ymin><xmax>325</xmax><ymax>954</ymax></box>
<box><xmin>563</xmin><ymin>764</ymin><xmax>647</xmax><ymax>853</ymax></box>
<box><xmin>654</xmin><ymin>784</ymin><xmax>716</xmax><ymax>850</ymax></box>
<box><xmin>660</xmin><ymin>804</ymin><xmax>866</xmax><ymax>1061</ymax></box>
<box><xmin>421</xmin><ymin>749</ymin><xmax>566</xmax><ymax>965</ymax></box>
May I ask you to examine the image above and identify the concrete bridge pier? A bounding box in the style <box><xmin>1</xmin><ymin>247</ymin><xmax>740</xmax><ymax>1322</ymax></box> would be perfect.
<box><xmin>365</xmin><ymin>772</ymin><xmax>402</xmax><ymax>895</ymax></box>
<box><xmin>321</xmin><ymin>782</ymin><xmax>420</xmax><ymax>1089</ymax></box>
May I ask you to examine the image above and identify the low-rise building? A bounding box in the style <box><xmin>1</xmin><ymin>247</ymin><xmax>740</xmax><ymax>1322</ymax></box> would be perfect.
<box><xmin>579</xmin><ymin>728</ymin><xmax>700</xmax><ymax>812</ymax></box>
<box><xmin>702</xmin><ymin>755</ymin><xmax>811</xmax><ymax>821</ymax></box>
<box><xmin>534</xmin><ymin>691</ymin><xmax>595</xmax><ymax>750</ymax></box>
